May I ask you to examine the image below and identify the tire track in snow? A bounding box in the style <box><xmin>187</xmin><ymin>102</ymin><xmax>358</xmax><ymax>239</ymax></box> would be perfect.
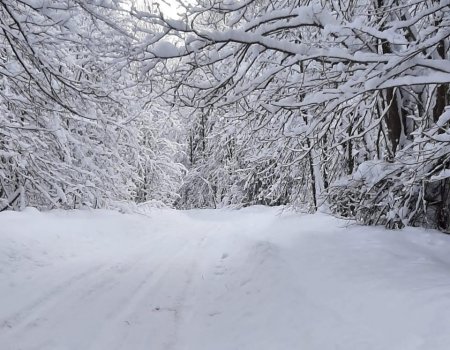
<box><xmin>161</xmin><ymin>234</ymin><xmax>208</xmax><ymax>350</ymax></box>
<box><xmin>0</xmin><ymin>263</ymin><xmax>106</xmax><ymax>333</ymax></box>
<box><xmin>83</xmin><ymin>234</ymin><xmax>208</xmax><ymax>350</ymax></box>
<box><xmin>0</xmin><ymin>239</ymin><xmax>161</xmax><ymax>347</ymax></box>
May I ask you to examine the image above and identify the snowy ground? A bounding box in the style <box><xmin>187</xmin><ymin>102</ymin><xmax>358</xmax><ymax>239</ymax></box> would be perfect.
<box><xmin>1</xmin><ymin>207</ymin><xmax>450</xmax><ymax>350</ymax></box>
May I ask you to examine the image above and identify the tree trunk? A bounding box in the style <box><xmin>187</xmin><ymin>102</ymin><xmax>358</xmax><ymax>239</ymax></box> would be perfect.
<box><xmin>377</xmin><ymin>0</ymin><xmax>404</xmax><ymax>157</ymax></box>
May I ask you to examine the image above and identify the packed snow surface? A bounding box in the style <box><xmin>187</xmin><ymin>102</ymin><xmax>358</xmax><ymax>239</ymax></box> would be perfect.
<box><xmin>1</xmin><ymin>207</ymin><xmax>450</xmax><ymax>350</ymax></box>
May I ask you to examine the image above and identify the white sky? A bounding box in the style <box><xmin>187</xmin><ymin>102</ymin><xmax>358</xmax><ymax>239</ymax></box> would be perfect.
<box><xmin>149</xmin><ymin>0</ymin><xmax>183</xmax><ymax>18</ymax></box>
<box><xmin>161</xmin><ymin>1</ymin><xmax>179</xmax><ymax>18</ymax></box>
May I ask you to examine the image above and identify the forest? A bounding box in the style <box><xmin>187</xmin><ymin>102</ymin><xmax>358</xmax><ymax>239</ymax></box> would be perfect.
<box><xmin>2</xmin><ymin>2</ymin><xmax>450</xmax><ymax>348</ymax></box>
<box><xmin>1</xmin><ymin>0</ymin><xmax>449</xmax><ymax>232</ymax></box>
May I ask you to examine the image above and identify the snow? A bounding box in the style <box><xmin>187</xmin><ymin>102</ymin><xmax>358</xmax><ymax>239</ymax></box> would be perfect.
<box><xmin>430</xmin><ymin>169</ymin><xmax>450</xmax><ymax>182</ymax></box>
<box><xmin>1</xmin><ymin>207</ymin><xmax>450</xmax><ymax>350</ymax></box>
<box><xmin>353</xmin><ymin>160</ymin><xmax>402</xmax><ymax>185</ymax></box>
<box><xmin>150</xmin><ymin>41</ymin><xmax>179</xmax><ymax>58</ymax></box>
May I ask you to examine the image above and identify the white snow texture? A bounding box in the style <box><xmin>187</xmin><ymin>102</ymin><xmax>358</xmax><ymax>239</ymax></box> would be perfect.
<box><xmin>1</xmin><ymin>207</ymin><xmax>450</xmax><ymax>350</ymax></box>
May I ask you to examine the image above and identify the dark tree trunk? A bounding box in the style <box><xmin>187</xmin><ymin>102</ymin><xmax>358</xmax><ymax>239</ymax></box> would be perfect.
<box><xmin>384</xmin><ymin>88</ymin><xmax>403</xmax><ymax>155</ymax></box>
<box><xmin>377</xmin><ymin>0</ymin><xmax>404</xmax><ymax>157</ymax></box>
<box><xmin>437</xmin><ymin>179</ymin><xmax>450</xmax><ymax>232</ymax></box>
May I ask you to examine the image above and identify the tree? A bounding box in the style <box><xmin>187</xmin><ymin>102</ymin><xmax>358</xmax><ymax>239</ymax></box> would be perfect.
<box><xmin>139</xmin><ymin>0</ymin><xmax>450</xmax><ymax>230</ymax></box>
<box><xmin>0</xmin><ymin>0</ymin><xmax>183</xmax><ymax>210</ymax></box>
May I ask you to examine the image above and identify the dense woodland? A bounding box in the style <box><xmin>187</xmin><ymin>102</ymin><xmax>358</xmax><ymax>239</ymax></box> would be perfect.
<box><xmin>1</xmin><ymin>0</ymin><xmax>449</xmax><ymax>231</ymax></box>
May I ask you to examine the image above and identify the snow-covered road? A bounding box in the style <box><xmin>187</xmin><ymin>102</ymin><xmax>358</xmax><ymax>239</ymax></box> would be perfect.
<box><xmin>1</xmin><ymin>207</ymin><xmax>450</xmax><ymax>350</ymax></box>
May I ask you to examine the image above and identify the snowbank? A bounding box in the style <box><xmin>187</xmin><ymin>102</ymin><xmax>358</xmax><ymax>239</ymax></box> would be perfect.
<box><xmin>1</xmin><ymin>207</ymin><xmax>450</xmax><ymax>349</ymax></box>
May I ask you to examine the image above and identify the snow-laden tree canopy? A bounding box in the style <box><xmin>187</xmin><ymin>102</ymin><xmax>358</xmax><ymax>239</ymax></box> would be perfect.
<box><xmin>1</xmin><ymin>0</ymin><xmax>449</xmax><ymax>231</ymax></box>
<box><xmin>0</xmin><ymin>0</ymin><xmax>184</xmax><ymax>210</ymax></box>
<box><xmin>137</xmin><ymin>0</ymin><xmax>450</xmax><ymax>230</ymax></box>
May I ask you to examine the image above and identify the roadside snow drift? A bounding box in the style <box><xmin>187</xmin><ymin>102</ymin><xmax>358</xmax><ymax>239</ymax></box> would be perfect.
<box><xmin>1</xmin><ymin>207</ymin><xmax>450</xmax><ymax>350</ymax></box>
